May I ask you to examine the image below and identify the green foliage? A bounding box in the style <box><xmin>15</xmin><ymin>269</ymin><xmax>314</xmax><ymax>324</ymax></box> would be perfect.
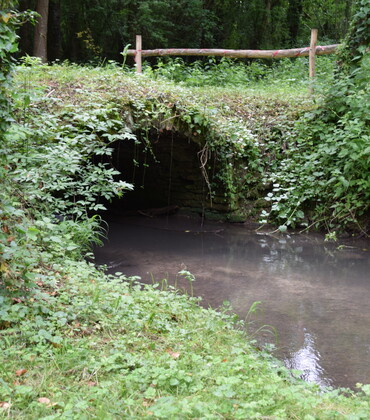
<box><xmin>0</xmin><ymin>11</ymin><xmax>16</xmax><ymax>135</ymax></box>
<box><xmin>58</xmin><ymin>0</ymin><xmax>218</xmax><ymax>62</ymax></box>
<box><xmin>337</xmin><ymin>0</ymin><xmax>370</xmax><ymax>73</ymax></box>
<box><xmin>1</xmin><ymin>59</ymin><xmax>133</xmax><ymax>297</ymax></box>
<box><xmin>0</xmin><ymin>8</ymin><xmax>37</xmax><ymax>136</ymax></box>
<box><xmin>301</xmin><ymin>0</ymin><xmax>353</xmax><ymax>43</ymax></box>
<box><xmin>145</xmin><ymin>55</ymin><xmax>335</xmax><ymax>89</ymax></box>
<box><xmin>260</xmin><ymin>1</ymin><xmax>370</xmax><ymax>233</ymax></box>
<box><xmin>6</xmin><ymin>112</ymin><xmax>132</xmax><ymax>218</ymax></box>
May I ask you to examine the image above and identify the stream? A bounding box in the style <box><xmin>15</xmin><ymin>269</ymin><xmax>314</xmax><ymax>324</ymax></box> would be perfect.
<box><xmin>94</xmin><ymin>214</ymin><xmax>370</xmax><ymax>389</ymax></box>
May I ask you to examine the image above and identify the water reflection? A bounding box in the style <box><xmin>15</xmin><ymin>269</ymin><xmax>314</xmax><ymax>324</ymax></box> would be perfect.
<box><xmin>94</xmin><ymin>214</ymin><xmax>370</xmax><ymax>389</ymax></box>
<box><xmin>285</xmin><ymin>330</ymin><xmax>332</xmax><ymax>387</ymax></box>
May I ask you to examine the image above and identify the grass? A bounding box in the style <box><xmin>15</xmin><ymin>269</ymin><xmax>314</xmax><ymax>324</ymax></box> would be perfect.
<box><xmin>1</xmin><ymin>60</ymin><xmax>369</xmax><ymax>418</ymax></box>
<box><xmin>1</xmin><ymin>260</ymin><xmax>370</xmax><ymax>419</ymax></box>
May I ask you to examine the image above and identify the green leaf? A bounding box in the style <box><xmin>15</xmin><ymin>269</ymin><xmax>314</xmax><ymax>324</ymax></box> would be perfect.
<box><xmin>27</xmin><ymin>227</ymin><xmax>40</xmax><ymax>241</ymax></box>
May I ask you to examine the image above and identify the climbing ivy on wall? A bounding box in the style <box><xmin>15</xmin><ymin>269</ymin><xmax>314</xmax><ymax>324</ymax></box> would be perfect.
<box><xmin>127</xmin><ymin>94</ymin><xmax>263</xmax><ymax>215</ymax></box>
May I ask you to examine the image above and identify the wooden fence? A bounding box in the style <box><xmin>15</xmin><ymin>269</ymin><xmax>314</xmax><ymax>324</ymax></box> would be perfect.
<box><xmin>127</xmin><ymin>30</ymin><xmax>340</xmax><ymax>92</ymax></box>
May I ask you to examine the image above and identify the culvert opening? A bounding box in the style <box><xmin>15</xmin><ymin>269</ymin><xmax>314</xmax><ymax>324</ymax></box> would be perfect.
<box><xmin>106</xmin><ymin>130</ymin><xmax>224</xmax><ymax>216</ymax></box>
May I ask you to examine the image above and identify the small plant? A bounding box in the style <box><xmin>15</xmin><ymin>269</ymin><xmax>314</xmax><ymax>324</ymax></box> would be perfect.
<box><xmin>120</xmin><ymin>43</ymin><xmax>131</xmax><ymax>68</ymax></box>
<box><xmin>325</xmin><ymin>231</ymin><xmax>338</xmax><ymax>242</ymax></box>
<box><xmin>178</xmin><ymin>269</ymin><xmax>196</xmax><ymax>296</ymax></box>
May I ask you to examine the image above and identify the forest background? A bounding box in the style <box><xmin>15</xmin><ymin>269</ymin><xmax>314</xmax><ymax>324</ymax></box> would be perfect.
<box><xmin>20</xmin><ymin>0</ymin><xmax>354</xmax><ymax>63</ymax></box>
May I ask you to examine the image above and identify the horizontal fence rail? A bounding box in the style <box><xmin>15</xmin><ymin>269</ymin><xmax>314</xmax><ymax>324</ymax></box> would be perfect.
<box><xmin>129</xmin><ymin>32</ymin><xmax>340</xmax><ymax>93</ymax></box>
<box><xmin>127</xmin><ymin>44</ymin><xmax>339</xmax><ymax>59</ymax></box>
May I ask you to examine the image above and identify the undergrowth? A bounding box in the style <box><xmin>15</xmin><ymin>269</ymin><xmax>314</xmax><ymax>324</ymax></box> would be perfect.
<box><xmin>1</xmin><ymin>263</ymin><xmax>370</xmax><ymax>419</ymax></box>
<box><xmin>142</xmin><ymin>55</ymin><xmax>335</xmax><ymax>91</ymax></box>
<box><xmin>260</xmin><ymin>3</ymin><xmax>370</xmax><ymax>234</ymax></box>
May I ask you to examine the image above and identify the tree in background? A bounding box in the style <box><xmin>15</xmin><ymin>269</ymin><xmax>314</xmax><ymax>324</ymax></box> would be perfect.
<box><xmin>301</xmin><ymin>0</ymin><xmax>353</xmax><ymax>42</ymax></box>
<box><xmin>16</xmin><ymin>0</ymin><xmax>356</xmax><ymax>62</ymax></box>
<box><xmin>47</xmin><ymin>0</ymin><xmax>61</xmax><ymax>61</ymax></box>
<box><xmin>33</xmin><ymin>0</ymin><xmax>48</xmax><ymax>62</ymax></box>
<box><xmin>286</xmin><ymin>0</ymin><xmax>303</xmax><ymax>45</ymax></box>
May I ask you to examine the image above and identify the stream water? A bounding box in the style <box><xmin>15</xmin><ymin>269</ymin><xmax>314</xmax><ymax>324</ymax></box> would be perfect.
<box><xmin>94</xmin><ymin>214</ymin><xmax>370</xmax><ymax>389</ymax></box>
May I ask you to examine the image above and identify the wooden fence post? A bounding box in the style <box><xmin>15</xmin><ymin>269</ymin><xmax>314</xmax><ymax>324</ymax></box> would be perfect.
<box><xmin>309</xmin><ymin>29</ymin><xmax>318</xmax><ymax>94</ymax></box>
<box><xmin>136</xmin><ymin>35</ymin><xmax>142</xmax><ymax>74</ymax></box>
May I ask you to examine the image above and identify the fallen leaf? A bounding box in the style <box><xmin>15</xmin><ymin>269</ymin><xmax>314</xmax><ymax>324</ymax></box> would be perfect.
<box><xmin>87</xmin><ymin>381</ymin><xmax>97</xmax><ymax>387</ymax></box>
<box><xmin>12</xmin><ymin>298</ymin><xmax>22</xmax><ymax>303</ymax></box>
<box><xmin>37</xmin><ymin>397</ymin><xmax>51</xmax><ymax>405</ymax></box>
<box><xmin>15</xmin><ymin>369</ymin><xmax>27</xmax><ymax>377</ymax></box>
<box><xmin>166</xmin><ymin>349</ymin><xmax>180</xmax><ymax>359</ymax></box>
<box><xmin>0</xmin><ymin>262</ymin><xmax>9</xmax><ymax>274</ymax></box>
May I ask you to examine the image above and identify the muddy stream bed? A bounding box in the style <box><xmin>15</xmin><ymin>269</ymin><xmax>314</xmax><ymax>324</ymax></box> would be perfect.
<box><xmin>94</xmin><ymin>214</ymin><xmax>370</xmax><ymax>389</ymax></box>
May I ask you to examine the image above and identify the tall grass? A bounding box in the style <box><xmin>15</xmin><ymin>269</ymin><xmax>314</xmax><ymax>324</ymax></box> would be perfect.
<box><xmin>143</xmin><ymin>55</ymin><xmax>335</xmax><ymax>90</ymax></box>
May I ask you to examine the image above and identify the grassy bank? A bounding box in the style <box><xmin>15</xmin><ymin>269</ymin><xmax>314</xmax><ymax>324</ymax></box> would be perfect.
<box><xmin>1</xmin><ymin>260</ymin><xmax>370</xmax><ymax>419</ymax></box>
<box><xmin>1</xmin><ymin>60</ymin><xmax>369</xmax><ymax>418</ymax></box>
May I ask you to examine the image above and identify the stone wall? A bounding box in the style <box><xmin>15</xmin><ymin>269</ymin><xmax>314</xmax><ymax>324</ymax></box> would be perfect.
<box><xmin>111</xmin><ymin>130</ymin><xmax>230</xmax><ymax>215</ymax></box>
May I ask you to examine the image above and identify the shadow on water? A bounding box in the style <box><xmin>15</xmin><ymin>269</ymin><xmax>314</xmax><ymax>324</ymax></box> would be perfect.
<box><xmin>94</xmin><ymin>213</ymin><xmax>370</xmax><ymax>389</ymax></box>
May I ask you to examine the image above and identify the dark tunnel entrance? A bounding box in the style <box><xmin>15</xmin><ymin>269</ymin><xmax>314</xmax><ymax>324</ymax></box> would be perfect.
<box><xmin>107</xmin><ymin>130</ymin><xmax>221</xmax><ymax>216</ymax></box>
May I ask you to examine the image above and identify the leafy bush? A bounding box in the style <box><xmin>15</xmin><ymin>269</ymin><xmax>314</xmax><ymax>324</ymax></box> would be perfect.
<box><xmin>1</xmin><ymin>54</ymin><xmax>133</xmax><ymax>297</ymax></box>
<box><xmin>261</xmin><ymin>1</ymin><xmax>370</xmax><ymax>233</ymax></box>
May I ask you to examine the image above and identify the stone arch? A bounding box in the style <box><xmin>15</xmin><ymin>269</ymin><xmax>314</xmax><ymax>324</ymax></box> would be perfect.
<box><xmin>109</xmin><ymin>127</ymin><xmax>229</xmax><ymax>216</ymax></box>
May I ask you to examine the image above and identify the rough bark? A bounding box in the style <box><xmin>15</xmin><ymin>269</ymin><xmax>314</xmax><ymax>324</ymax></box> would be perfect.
<box><xmin>33</xmin><ymin>0</ymin><xmax>49</xmax><ymax>62</ymax></box>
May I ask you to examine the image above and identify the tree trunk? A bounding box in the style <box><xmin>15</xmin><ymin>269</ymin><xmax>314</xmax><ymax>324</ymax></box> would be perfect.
<box><xmin>287</xmin><ymin>0</ymin><xmax>303</xmax><ymax>45</ymax></box>
<box><xmin>33</xmin><ymin>0</ymin><xmax>49</xmax><ymax>62</ymax></box>
<box><xmin>18</xmin><ymin>0</ymin><xmax>34</xmax><ymax>56</ymax></box>
<box><xmin>344</xmin><ymin>0</ymin><xmax>353</xmax><ymax>32</ymax></box>
<box><xmin>47</xmin><ymin>0</ymin><xmax>61</xmax><ymax>61</ymax></box>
